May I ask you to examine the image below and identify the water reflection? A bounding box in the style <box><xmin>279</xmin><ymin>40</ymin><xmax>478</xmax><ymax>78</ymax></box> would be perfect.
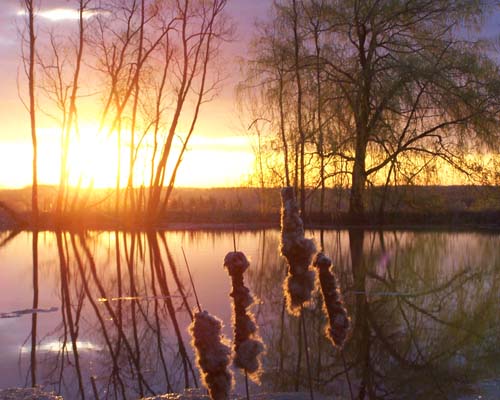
<box><xmin>0</xmin><ymin>229</ymin><xmax>499</xmax><ymax>399</ymax></box>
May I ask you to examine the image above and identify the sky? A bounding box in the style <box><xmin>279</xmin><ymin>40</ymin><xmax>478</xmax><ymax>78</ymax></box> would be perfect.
<box><xmin>0</xmin><ymin>1</ymin><xmax>499</xmax><ymax>189</ymax></box>
<box><xmin>0</xmin><ymin>0</ymin><xmax>269</xmax><ymax>189</ymax></box>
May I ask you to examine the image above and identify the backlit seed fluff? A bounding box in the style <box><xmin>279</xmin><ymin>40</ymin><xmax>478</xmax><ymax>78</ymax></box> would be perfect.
<box><xmin>280</xmin><ymin>187</ymin><xmax>316</xmax><ymax>315</ymax></box>
<box><xmin>224</xmin><ymin>251</ymin><xmax>265</xmax><ymax>383</ymax></box>
<box><xmin>313</xmin><ymin>252</ymin><xmax>350</xmax><ymax>347</ymax></box>
<box><xmin>189</xmin><ymin>310</ymin><xmax>233</xmax><ymax>400</ymax></box>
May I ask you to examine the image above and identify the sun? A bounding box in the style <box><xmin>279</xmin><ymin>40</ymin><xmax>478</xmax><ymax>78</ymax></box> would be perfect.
<box><xmin>65</xmin><ymin>127</ymin><xmax>126</xmax><ymax>188</ymax></box>
<box><xmin>44</xmin><ymin>125</ymin><xmax>254</xmax><ymax>189</ymax></box>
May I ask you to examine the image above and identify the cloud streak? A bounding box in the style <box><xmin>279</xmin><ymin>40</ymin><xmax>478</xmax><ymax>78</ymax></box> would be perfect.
<box><xmin>17</xmin><ymin>8</ymin><xmax>105</xmax><ymax>22</ymax></box>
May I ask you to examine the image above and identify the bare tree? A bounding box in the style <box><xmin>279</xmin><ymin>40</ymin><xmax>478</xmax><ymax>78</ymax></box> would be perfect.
<box><xmin>147</xmin><ymin>0</ymin><xmax>231</xmax><ymax>219</ymax></box>
<box><xmin>37</xmin><ymin>0</ymin><xmax>90</xmax><ymax>217</ymax></box>
<box><xmin>21</xmin><ymin>0</ymin><xmax>39</xmax><ymax>221</ymax></box>
<box><xmin>86</xmin><ymin>0</ymin><xmax>231</xmax><ymax>222</ymax></box>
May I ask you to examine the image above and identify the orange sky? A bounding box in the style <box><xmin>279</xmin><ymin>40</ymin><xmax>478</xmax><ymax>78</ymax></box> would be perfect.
<box><xmin>0</xmin><ymin>0</ymin><xmax>266</xmax><ymax>189</ymax></box>
<box><xmin>0</xmin><ymin>1</ymin><xmax>498</xmax><ymax>189</ymax></box>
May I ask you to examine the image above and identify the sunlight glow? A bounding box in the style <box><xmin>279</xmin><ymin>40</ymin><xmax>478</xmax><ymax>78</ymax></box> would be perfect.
<box><xmin>21</xmin><ymin>340</ymin><xmax>102</xmax><ymax>353</ymax></box>
<box><xmin>173</xmin><ymin>149</ymin><xmax>254</xmax><ymax>187</ymax></box>
<box><xmin>0</xmin><ymin>124</ymin><xmax>255</xmax><ymax>189</ymax></box>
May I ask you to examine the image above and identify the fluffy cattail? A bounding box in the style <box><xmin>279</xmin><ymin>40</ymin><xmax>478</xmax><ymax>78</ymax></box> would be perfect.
<box><xmin>280</xmin><ymin>187</ymin><xmax>316</xmax><ymax>314</ymax></box>
<box><xmin>313</xmin><ymin>252</ymin><xmax>350</xmax><ymax>347</ymax></box>
<box><xmin>224</xmin><ymin>251</ymin><xmax>265</xmax><ymax>383</ymax></box>
<box><xmin>189</xmin><ymin>310</ymin><xmax>233</xmax><ymax>400</ymax></box>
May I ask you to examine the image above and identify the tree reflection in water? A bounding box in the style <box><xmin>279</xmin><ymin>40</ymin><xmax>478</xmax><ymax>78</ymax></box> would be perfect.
<box><xmin>16</xmin><ymin>231</ymin><xmax>199</xmax><ymax>399</ymax></box>
<box><xmin>4</xmin><ymin>229</ymin><xmax>499</xmax><ymax>399</ymax></box>
<box><xmin>247</xmin><ymin>229</ymin><xmax>500</xmax><ymax>399</ymax></box>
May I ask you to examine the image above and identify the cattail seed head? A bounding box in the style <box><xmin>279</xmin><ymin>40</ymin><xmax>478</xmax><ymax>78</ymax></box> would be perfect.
<box><xmin>280</xmin><ymin>187</ymin><xmax>316</xmax><ymax>315</ymax></box>
<box><xmin>189</xmin><ymin>311</ymin><xmax>233</xmax><ymax>400</ymax></box>
<box><xmin>224</xmin><ymin>251</ymin><xmax>265</xmax><ymax>383</ymax></box>
<box><xmin>313</xmin><ymin>252</ymin><xmax>350</xmax><ymax>348</ymax></box>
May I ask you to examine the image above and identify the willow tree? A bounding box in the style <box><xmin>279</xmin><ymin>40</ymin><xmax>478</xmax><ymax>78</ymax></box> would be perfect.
<box><xmin>246</xmin><ymin>0</ymin><xmax>500</xmax><ymax>219</ymax></box>
<box><xmin>321</xmin><ymin>0</ymin><xmax>500</xmax><ymax>218</ymax></box>
<box><xmin>241</xmin><ymin>3</ymin><xmax>311</xmax><ymax>213</ymax></box>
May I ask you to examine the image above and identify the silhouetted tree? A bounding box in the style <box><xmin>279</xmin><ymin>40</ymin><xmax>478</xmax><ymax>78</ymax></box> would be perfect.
<box><xmin>244</xmin><ymin>0</ymin><xmax>500</xmax><ymax>218</ymax></box>
<box><xmin>21</xmin><ymin>0</ymin><xmax>39</xmax><ymax>221</ymax></box>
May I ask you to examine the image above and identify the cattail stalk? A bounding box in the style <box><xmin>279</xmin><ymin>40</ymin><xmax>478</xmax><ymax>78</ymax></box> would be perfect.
<box><xmin>189</xmin><ymin>311</ymin><xmax>232</xmax><ymax>400</ymax></box>
<box><xmin>313</xmin><ymin>252</ymin><xmax>350</xmax><ymax>347</ymax></box>
<box><xmin>301</xmin><ymin>305</ymin><xmax>314</xmax><ymax>400</ymax></box>
<box><xmin>280</xmin><ymin>187</ymin><xmax>316</xmax><ymax>314</ymax></box>
<box><xmin>280</xmin><ymin>187</ymin><xmax>315</xmax><ymax>399</ymax></box>
<box><xmin>224</xmin><ymin>251</ymin><xmax>265</xmax><ymax>385</ymax></box>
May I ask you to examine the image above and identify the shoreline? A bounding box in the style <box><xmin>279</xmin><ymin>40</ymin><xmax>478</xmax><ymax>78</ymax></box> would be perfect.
<box><xmin>1</xmin><ymin>214</ymin><xmax>499</xmax><ymax>232</ymax></box>
<box><xmin>1</xmin><ymin>185</ymin><xmax>499</xmax><ymax>232</ymax></box>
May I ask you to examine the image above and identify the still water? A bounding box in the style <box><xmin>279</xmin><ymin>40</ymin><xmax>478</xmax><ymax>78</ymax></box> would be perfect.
<box><xmin>0</xmin><ymin>229</ymin><xmax>499</xmax><ymax>399</ymax></box>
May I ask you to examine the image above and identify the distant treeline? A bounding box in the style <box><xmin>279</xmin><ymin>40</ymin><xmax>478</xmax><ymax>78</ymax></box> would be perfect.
<box><xmin>1</xmin><ymin>185</ymin><xmax>499</xmax><ymax>229</ymax></box>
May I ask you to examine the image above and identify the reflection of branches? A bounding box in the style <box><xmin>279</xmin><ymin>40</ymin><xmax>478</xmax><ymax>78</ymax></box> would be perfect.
<box><xmin>70</xmin><ymin>234</ymin><xmax>127</xmax><ymax>398</ymax></box>
<box><xmin>75</xmin><ymin>234</ymin><xmax>155</xmax><ymax>396</ymax></box>
<box><xmin>123</xmin><ymin>233</ymin><xmax>145</xmax><ymax>396</ymax></box>
<box><xmin>0</xmin><ymin>230</ymin><xmax>21</xmax><ymax>248</ymax></box>
<box><xmin>19</xmin><ymin>229</ymin><xmax>500</xmax><ymax>399</ymax></box>
<box><xmin>368</xmin><ymin>251</ymin><xmax>485</xmax><ymax>338</ymax></box>
<box><xmin>30</xmin><ymin>230</ymin><xmax>38</xmax><ymax>387</ymax></box>
<box><xmin>159</xmin><ymin>233</ymin><xmax>193</xmax><ymax>321</ymax></box>
<box><xmin>241</xmin><ymin>228</ymin><xmax>500</xmax><ymax>398</ymax></box>
<box><xmin>147</xmin><ymin>231</ymin><xmax>198</xmax><ymax>389</ymax></box>
<box><xmin>147</xmin><ymin>240</ymin><xmax>173</xmax><ymax>393</ymax></box>
<box><xmin>347</xmin><ymin>229</ymin><xmax>500</xmax><ymax>398</ymax></box>
<box><xmin>394</xmin><ymin>297</ymin><xmax>449</xmax><ymax>397</ymax></box>
<box><xmin>56</xmin><ymin>232</ymin><xmax>85</xmax><ymax>399</ymax></box>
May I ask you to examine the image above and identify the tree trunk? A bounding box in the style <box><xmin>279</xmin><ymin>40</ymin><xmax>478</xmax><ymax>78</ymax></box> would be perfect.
<box><xmin>27</xmin><ymin>0</ymin><xmax>38</xmax><ymax>222</ymax></box>
<box><xmin>292</xmin><ymin>0</ymin><xmax>306</xmax><ymax>220</ymax></box>
<box><xmin>349</xmin><ymin>136</ymin><xmax>367</xmax><ymax>219</ymax></box>
<box><xmin>56</xmin><ymin>0</ymin><xmax>86</xmax><ymax>216</ymax></box>
<box><xmin>278</xmin><ymin>73</ymin><xmax>290</xmax><ymax>187</ymax></box>
<box><xmin>126</xmin><ymin>0</ymin><xmax>145</xmax><ymax>215</ymax></box>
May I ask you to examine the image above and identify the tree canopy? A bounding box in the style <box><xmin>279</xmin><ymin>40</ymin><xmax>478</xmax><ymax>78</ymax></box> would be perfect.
<box><xmin>242</xmin><ymin>0</ymin><xmax>500</xmax><ymax>218</ymax></box>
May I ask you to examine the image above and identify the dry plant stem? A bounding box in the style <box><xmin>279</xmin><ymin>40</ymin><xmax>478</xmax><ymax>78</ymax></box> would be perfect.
<box><xmin>245</xmin><ymin>370</ymin><xmax>250</xmax><ymax>400</ymax></box>
<box><xmin>189</xmin><ymin>311</ymin><xmax>232</xmax><ymax>400</ymax></box>
<box><xmin>294</xmin><ymin>316</ymin><xmax>302</xmax><ymax>392</ymax></box>
<box><xmin>181</xmin><ymin>246</ymin><xmax>201</xmax><ymax>312</ymax></box>
<box><xmin>280</xmin><ymin>187</ymin><xmax>316</xmax><ymax>314</ymax></box>
<box><xmin>224</xmin><ymin>251</ymin><xmax>265</xmax><ymax>388</ymax></box>
<box><xmin>278</xmin><ymin>296</ymin><xmax>286</xmax><ymax>375</ymax></box>
<box><xmin>301</xmin><ymin>306</ymin><xmax>314</xmax><ymax>400</ymax></box>
<box><xmin>313</xmin><ymin>252</ymin><xmax>350</xmax><ymax>347</ymax></box>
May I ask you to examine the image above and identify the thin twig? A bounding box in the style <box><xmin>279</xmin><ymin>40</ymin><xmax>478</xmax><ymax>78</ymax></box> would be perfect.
<box><xmin>181</xmin><ymin>246</ymin><xmax>201</xmax><ymax>312</ymax></box>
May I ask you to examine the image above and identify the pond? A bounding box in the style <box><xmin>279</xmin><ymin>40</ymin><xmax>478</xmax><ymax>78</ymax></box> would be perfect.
<box><xmin>0</xmin><ymin>229</ymin><xmax>499</xmax><ymax>399</ymax></box>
